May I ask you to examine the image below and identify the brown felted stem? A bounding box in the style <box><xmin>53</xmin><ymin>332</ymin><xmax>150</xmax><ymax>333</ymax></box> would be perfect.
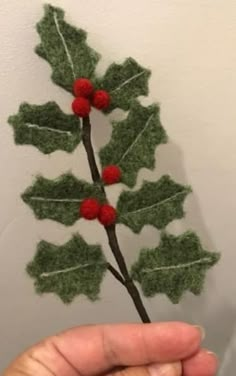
<box><xmin>82</xmin><ymin>117</ymin><xmax>102</xmax><ymax>184</ymax></box>
<box><xmin>105</xmin><ymin>225</ymin><xmax>151</xmax><ymax>323</ymax></box>
<box><xmin>82</xmin><ymin>116</ymin><xmax>151</xmax><ymax>323</ymax></box>
<box><xmin>107</xmin><ymin>263</ymin><xmax>125</xmax><ymax>286</ymax></box>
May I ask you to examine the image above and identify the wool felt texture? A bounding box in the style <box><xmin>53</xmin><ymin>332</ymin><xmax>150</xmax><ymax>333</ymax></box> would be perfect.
<box><xmin>97</xmin><ymin>58</ymin><xmax>151</xmax><ymax>113</ymax></box>
<box><xmin>80</xmin><ymin>198</ymin><xmax>101</xmax><ymax>220</ymax></box>
<box><xmin>131</xmin><ymin>231</ymin><xmax>220</xmax><ymax>303</ymax></box>
<box><xmin>102</xmin><ymin>165</ymin><xmax>121</xmax><ymax>185</ymax></box>
<box><xmin>92</xmin><ymin>90</ymin><xmax>110</xmax><ymax>110</ymax></box>
<box><xmin>98</xmin><ymin>205</ymin><xmax>117</xmax><ymax>226</ymax></box>
<box><xmin>8</xmin><ymin>102</ymin><xmax>81</xmax><ymax>154</ymax></box>
<box><xmin>36</xmin><ymin>5</ymin><xmax>150</xmax><ymax>112</ymax></box>
<box><xmin>22</xmin><ymin>174</ymin><xmax>105</xmax><ymax>226</ymax></box>
<box><xmin>36</xmin><ymin>5</ymin><xmax>100</xmax><ymax>92</ymax></box>
<box><xmin>99</xmin><ymin>101</ymin><xmax>167</xmax><ymax>188</ymax></box>
<box><xmin>27</xmin><ymin>234</ymin><xmax>107</xmax><ymax>303</ymax></box>
<box><xmin>117</xmin><ymin>175</ymin><xmax>191</xmax><ymax>233</ymax></box>
<box><xmin>7</xmin><ymin>4</ymin><xmax>220</xmax><ymax>309</ymax></box>
<box><xmin>73</xmin><ymin>78</ymin><xmax>94</xmax><ymax>98</ymax></box>
<box><xmin>72</xmin><ymin>97</ymin><xmax>91</xmax><ymax>118</ymax></box>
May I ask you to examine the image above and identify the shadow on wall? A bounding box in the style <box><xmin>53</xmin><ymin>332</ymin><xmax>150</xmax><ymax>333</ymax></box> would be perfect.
<box><xmin>92</xmin><ymin>107</ymin><xmax>235</xmax><ymax>366</ymax></box>
<box><xmin>154</xmin><ymin>140</ymin><xmax>235</xmax><ymax>365</ymax></box>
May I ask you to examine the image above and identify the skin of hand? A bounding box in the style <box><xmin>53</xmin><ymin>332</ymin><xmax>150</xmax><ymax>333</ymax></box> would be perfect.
<box><xmin>2</xmin><ymin>322</ymin><xmax>217</xmax><ymax>376</ymax></box>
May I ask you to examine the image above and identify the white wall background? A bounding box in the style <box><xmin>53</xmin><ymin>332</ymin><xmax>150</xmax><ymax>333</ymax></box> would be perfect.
<box><xmin>0</xmin><ymin>0</ymin><xmax>236</xmax><ymax>374</ymax></box>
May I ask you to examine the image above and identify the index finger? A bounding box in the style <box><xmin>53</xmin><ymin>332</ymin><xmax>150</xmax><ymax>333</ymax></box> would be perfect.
<box><xmin>45</xmin><ymin>322</ymin><xmax>202</xmax><ymax>376</ymax></box>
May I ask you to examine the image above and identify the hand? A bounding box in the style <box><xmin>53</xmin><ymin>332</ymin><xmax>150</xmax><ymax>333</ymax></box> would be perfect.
<box><xmin>3</xmin><ymin>322</ymin><xmax>217</xmax><ymax>376</ymax></box>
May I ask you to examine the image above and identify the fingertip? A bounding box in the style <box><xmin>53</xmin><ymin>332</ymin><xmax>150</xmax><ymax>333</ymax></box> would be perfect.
<box><xmin>193</xmin><ymin>325</ymin><xmax>206</xmax><ymax>340</ymax></box>
<box><xmin>183</xmin><ymin>348</ymin><xmax>218</xmax><ymax>376</ymax></box>
<box><xmin>153</xmin><ymin>322</ymin><xmax>202</xmax><ymax>360</ymax></box>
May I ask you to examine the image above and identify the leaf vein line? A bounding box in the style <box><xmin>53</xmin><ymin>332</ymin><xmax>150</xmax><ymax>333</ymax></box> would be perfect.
<box><xmin>53</xmin><ymin>11</ymin><xmax>76</xmax><ymax>79</ymax></box>
<box><xmin>120</xmin><ymin>189</ymin><xmax>189</xmax><ymax>217</ymax></box>
<box><xmin>117</xmin><ymin>114</ymin><xmax>154</xmax><ymax>165</ymax></box>
<box><xmin>143</xmin><ymin>257</ymin><xmax>212</xmax><ymax>273</ymax></box>
<box><xmin>28</xmin><ymin>197</ymin><xmax>83</xmax><ymax>203</ymax></box>
<box><xmin>40</xmin><ymin>262</ymin><xmax>104</xmax><ymax>278</ymax></box>
<box><xmin>110</xmin><ymin>71</ymin><xmax>146</xmax><ymax>94</ymax></box>
<box><xmin>39</xmin><ymin>262</ymin><xmax>102</xmax><ymax>278</ymax></box>
<box><xmin>26</xmin><ymin>123</ymin><xmax>72</xmax><ymax>135</ymax></box>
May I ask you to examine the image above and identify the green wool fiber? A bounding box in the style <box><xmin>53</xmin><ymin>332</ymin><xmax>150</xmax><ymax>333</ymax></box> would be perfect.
<box><xmin>6</xmin><ymin>3</ymin><xmax>220</xmax><ymax>309</ymax></box>
<box><xmin>8</xmin><ymin>102</ymin><xmax>81</xmax><ymax>154</ymax></box>
<box><xmin>22</xmin><ymin>174</ymin><xmax>105</xmax><ymax>226</ymax></box>
<box><xmin>27</xmin><ymin>234</ymin><xmax>107</xmax><ymax>303</ymax></box>
<box><xmin>97</xmin><ymin>58</ymin><xmax>151</xmax><ymax>112</ymax></box>
<box><xmin>36</xmin><ymin>5</ymin><xmax>100</xmax><ymax>92</ymax></box>
<box><xmin>99</xmin><ymin>100</ymin><xmax>167</xmax><ymax>187</ymax></box>
<box><xmin>117</xmin><ymin>175</ymin><xmax>191</xmax><ymax>233</ymax></box>
<box><xmin>131</xmin><ymin>231</ymin><xmax>220</xmax><ymax>303</ymax></box>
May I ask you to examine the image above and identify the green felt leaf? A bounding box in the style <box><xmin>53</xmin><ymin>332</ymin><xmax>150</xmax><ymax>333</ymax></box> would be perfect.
<box><xmin>36</xmin><ymin>5</ymin><xmax>100</xmax><ymax>92</ymax></box>
<box><xmin>131</xmin><ymin>232</ymin><xmax>220</xmax><ymax>303</ymax></box>
<box><xmin>27</xmin><ymin>234</ymin><xmax>107</xmax><ymax>303</ymax></box>
<box><xmin>8</xmin><ymin>102</ymin><xmax>81</xmax><ymax>154</ymax></box>
<box><xmin>98</xmin><ymin>58</ymin><xmax>151</xmax><ymax>112</ymax></box>
<box><xmin>117</xmin><ymin>175</ymin><xmax>191</xmax><ymax>233</ymax></box>
<box><xmin>22</xmin><ymin>174</ymin><xmax>104</xmax><ymax>225</ymax></box>
<box><xmin>99</xmin><ymin>101</ymin><xmax>167</xmax><ymax>187</ymax></box>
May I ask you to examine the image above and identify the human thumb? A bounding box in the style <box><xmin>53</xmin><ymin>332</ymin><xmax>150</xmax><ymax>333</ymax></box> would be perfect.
<box><xmin>112</xmin><ymin>362</ymin><xmax>182</xmax><ymax>376</ymax></box>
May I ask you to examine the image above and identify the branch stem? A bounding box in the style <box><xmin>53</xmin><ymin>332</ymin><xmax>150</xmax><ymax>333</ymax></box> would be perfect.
<box><xmin>82</xmin><ymin>116</ymin><xmax>151</xmax><ymax>323</ymax></box>
<box><xmin>82</xmin><ymin>117</ymin><xmax>101</xmax><ymax>184</ymax></box>
<box><xmin>107</xmin><ymin>263</ymin><xmax>125</xmax><ymax>285</ymax></box>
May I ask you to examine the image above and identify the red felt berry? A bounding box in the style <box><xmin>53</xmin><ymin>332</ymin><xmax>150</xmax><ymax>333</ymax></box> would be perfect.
<box><xmin>80</xmin><ymin>198</ymin><xmax>100</xmax><ymax>220</ymax></box>
<box><xmin>73</xmin><ymin>78</ymin><xmax>94</xmax><ymax>98</ymax></box>
<box><xmin>98</xmin><ymin>204</ymin><xmax>117</xmax><ymax>226</ymax></box>
<box><xmin>72</xmin><ymin>97</ymin><xmax>91</xmax><ymax>118</ymax></box>
<box><xmin>102</xmin><ymin>165</ymin><xmax>121</xmax><ymax>185</ymax></box>
<box><xmin>92</xmin><ymin>90</ymin><xmax>110</xmax><ymax>110</ymax></box>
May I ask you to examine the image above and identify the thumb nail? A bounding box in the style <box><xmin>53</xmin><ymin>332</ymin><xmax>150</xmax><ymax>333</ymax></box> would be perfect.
<box><xmin>148</xmin><ymin>362</ymin><xmax>182</xmax><ymax>376</ymax></box>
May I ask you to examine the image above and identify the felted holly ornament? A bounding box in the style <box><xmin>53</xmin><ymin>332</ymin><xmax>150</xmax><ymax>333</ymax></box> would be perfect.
<box><xmin>80</xmin><ymin>198</ymin><xmax>101</xmax><ymax>220</ymax></box>
<box><xmin>73</xmin><ymin>78</ymin><xmax>94</xmax><ymax>97</ymax></box>
<box><xmin>102</xmin><ymin>165</ymin><xmax>121</xmax><ymax>185</ymax></box>
<box><xmin>8</xmin><ymin>4</ymin><xmax>220</xmax><ymax>322</ymax></box>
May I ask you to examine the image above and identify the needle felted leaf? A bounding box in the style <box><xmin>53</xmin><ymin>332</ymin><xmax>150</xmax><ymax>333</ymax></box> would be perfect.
<box><xmin>8</xmin><ymin>102</ymin><xmax>81</xmax><ymax>154</ymax></box>
<box><xmin>98</xmin><ymin>58</ymin><xmax>151</xmax><ymax>112</ymax></box>
<box><xmin>99</xmin><ymin>101</ymin><xmax>167</xmax><ymax>187</ymax></box>
<box><xmin>117</xmin><ymin>175</ymin><xmax>191</xmax><ymax>233</ymax></box>
<box><xmin>27</xmin><ymin>234</ymin><xmax>107</xmax><ymax>303</ymax></box>
<box><xmin>22</xmin><ymin>174</ymin><xmax>104</xmax><ymax>225</ymax></box>
<box><xmin>131</xmin><ymin>231</ymin><xmax>220</xmax><ymax>303</ymax></box>
<box><xmin>36</xmin><ymin>5</ymin><xmax>100</xmax><ymax>92</ymax></box>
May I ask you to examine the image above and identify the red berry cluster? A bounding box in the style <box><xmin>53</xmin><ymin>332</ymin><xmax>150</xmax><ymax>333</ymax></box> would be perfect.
<box><xmin>79</xmin><ymin>166</ymin><xmax>121</xmax><ymax>226</ymax></box>
<box><xmin>72</xmin><ymin>78</ymin><xmax>110</xmax><ymax>118</ymax></box>
<box><xmin>73</xmin><ymin>80</ymin><xmax>120</xmax><ymax>226</ymax></box>
<box><xmin>80</xmin><ymin>199</ymin><xmax>116</xmax><ymax>227</ymax></box>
